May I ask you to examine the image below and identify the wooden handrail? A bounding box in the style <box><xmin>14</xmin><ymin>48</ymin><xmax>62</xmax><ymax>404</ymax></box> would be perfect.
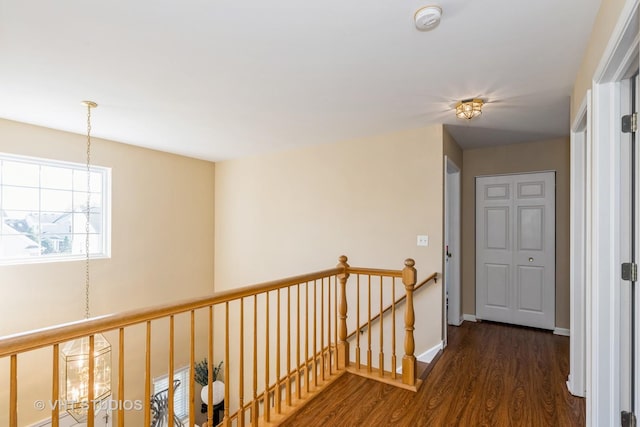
<box><xmin>346</xmin><ymin>267</ymin><xmax>403</xmax><ymax>277</ymax></box>
<box><xmin>345</xmin><ymin>272</ymin><xmax>437</xmax><ymax>342</ymax></box>
<box><xmin>0</xmin><ymin>267</ymin><xmax>342</xmax><ymax>357</ymax></box>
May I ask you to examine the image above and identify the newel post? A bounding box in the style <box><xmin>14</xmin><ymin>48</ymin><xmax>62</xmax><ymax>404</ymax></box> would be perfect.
<box><xmin>337</xmin><ymin>255</ymin><xmax>350</xmax><ymax>369</ymax></box>
<box><xmin>402</xmin><ymin>258</ymin><xmax>417</xmax><ymax>386</ymax></box>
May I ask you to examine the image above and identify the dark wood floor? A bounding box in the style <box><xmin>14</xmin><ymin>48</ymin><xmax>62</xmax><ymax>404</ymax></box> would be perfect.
<box><xmin>280</xmin><ymin>321</ymin><xmax>585</xmax><ymax>427</ymax></box>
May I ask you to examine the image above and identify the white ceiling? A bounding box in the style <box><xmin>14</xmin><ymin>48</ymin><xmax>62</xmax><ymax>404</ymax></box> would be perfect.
<box><xmin>0</xmin><ymin>0</ymin><xmax>601</xmax><ymax>161</ymax></box>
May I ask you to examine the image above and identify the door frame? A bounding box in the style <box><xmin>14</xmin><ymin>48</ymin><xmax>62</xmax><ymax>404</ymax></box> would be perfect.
<box><xmin>588</xmin><ymin>0</ymin><xmax>639</xmax><ymax>424</ymax></box>
<box><xmin>569</xmin><ymin>91</ymin><xmax>590</xmax><ymax>398</ymax></box>
<box><xmin>444</xmin><ymin>156</ymin><xmax>462</xmax><ymax>333</ymax></box>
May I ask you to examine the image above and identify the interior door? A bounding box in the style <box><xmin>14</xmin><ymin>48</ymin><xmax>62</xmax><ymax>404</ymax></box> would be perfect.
<box><xmin>476</xmin><ymin>172</ymin><xmax>556</xmax><ymax>330</ymax></box>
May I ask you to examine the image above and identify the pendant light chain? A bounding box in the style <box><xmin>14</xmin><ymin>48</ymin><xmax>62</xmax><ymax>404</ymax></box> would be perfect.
<box><xmin>84</xmin><ymin>101</ymin><xmax>96</xmax><ymax>320</ymax></box>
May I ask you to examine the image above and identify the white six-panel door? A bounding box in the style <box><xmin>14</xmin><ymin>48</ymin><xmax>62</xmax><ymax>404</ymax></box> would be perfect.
<box><xmin>476</xmin><ymin>172</ymin><xmax>556</xmax><ymax>330</ymax></box>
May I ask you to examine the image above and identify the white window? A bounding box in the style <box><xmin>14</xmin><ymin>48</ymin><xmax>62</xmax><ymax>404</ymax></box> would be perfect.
<box><xmin>153</xmin><ymin>366</ymin><xmax>190</xmax><ymax>422</ymax></box>
<box><xmin>0</xmin><ymin>153</ymin><xmax>111</xmax><ymax>264</ymax></box>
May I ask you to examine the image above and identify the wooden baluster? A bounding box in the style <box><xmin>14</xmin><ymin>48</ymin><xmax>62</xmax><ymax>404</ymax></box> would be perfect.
<box><xmin>327</xmin><ymin>277</ymin><xmax>332</xmax><ymax>376</ymax></box>
<box><xmin>391</xmin><ymin>279</ymin><xmax>397</xmax><ymax>379</ymax></box>
<box><xmin>286</xmin><ymin>287</ymin><xmax>292</xmax><ymax>407</ymax></box>
<box><xmin>208</xmin><ymin>307</ymin><xmax>214</xmax><ymax>427</ymax></box>
<box><xmin>320</xmin><ymin>278</ymin><xmax>325</xmax><ymax>381</ymax></box>
<box><xmin>336</xmin><ymin>255</ymin><xmax>350</xmax><ymax>370</ymax></box>
<box><xmin>379</xmin><ymin>276</ymin><xmax>384</xmax><ymax>377</ymax></box>
<box><xmin>118</xmin><ymin>328</ymin><xmax>125</xmax><ymax>427</ymax></box>
<box><xmin>356</xmin><ymin>275</ymin><xmax>361</xmax><ymax>370</ymax></box>
<box><xmin>367</xmin><ymin>275</ymin><xmax>372</xmax><ymax>373</ymax></box>
<box><xmin>189</xmin><ymin>312</ymin><xmax>195</xmax><ymax>427</ymax></box>
<box><xmin>305</xmin><ymin>282</ymin><xmax>310</xmax><ymax>393</ymax></box>
<box><xmin>333</xmin><ymin>274</ymin><xmax>338</xmax><ymax>371</ymax></box>
<box><xmin>144</xmin><ymin>322</ymin><xmax>151</xmax><ymax>427</ymax></box>
<box><xmin>264</xmin><ymin>293</ymin><xmax>270</xmax><ymax>423</ymax></box>
<box><xmin>88</xmin><ymin>335</ymin><xmax>95</xmax><ymax>427</ymax></box>
<box><xmin>313</xmin><ymin>280</ymin><xmax>318</xmax><ymax>388</ymax></box>
<box><xmin>276</xmin><ymin>289</ymin><xmax>281</xmax><ymax>414</ymax></box>
<box><xmin>52</xmin><ymin>345</ymin><xmax>59</xmax><ymax>427</ymax></box>
<box><xmin>252</xmin><ymin>295</ymin><xmax>258</xmax><ymax>427</ymax></box>
<box><xmin>168</xmin><ymin>316</ymin><xmax>174</xmax><ymax>424</ymax></box>
<box><xmin>224</xmin><ymin>302</ymin><xmax>230</xmax><ymax>427</ymax></box>
<box><xmin>402</xmin><ymin>259</ymin><xmax>417</xmax><ymax>386</ymax></box>
<box><xmin>296</xmin><ymin>284</ymin><xmax>301</xmax><ymax>399</ymax></box>
<box><xmin>239</xmin><ymin>299</ymin><xmax>245</xmax><ymax>426</ymax></box>
<box><xmin>10</xmin><ymin>354</ymin><xmax>16</xmax><ymax>427</ymax></box>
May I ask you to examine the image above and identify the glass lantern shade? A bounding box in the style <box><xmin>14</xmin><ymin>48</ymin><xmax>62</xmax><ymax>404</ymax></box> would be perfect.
<box><xmin>60</xmin><ymin>334</ymin><xmax>112</xmax><ymax>422</ymax></box>
<box><xmin>455</xmin><ymin>99</ymin><xmax>483</xmax><ymax>120</ymax></box>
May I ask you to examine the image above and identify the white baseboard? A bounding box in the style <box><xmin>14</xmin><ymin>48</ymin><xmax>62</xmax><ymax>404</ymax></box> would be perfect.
<box><xmin>566</xmin><ymin>375</ymin><xmax>586</xmax><ymax>398</ymax></box>
<box><xmin>396</xmin><ymin>341</ymin><xmax>444</xmax><ymax>374</ymax></box>
<box><xmin>417</xmin><ymin>341</ymin><xmax>444</xmax><ymax>364</ymax></box>
<box><xmin>448</xmin><ymin>316</ymin><xmax>463</xmax><ymax>326</ymax></box>
<box><xmin>462</xmin><ymin>314</ymin><xmax>477</xmax><ymax>322</ymax></box>
<box><xmin>554</xmin><ymin>327</ymin><xmax>570</xmax><ymax>337</ymax></box>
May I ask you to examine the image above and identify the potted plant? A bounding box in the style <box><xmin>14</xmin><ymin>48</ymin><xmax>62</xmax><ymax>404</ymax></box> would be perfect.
<box><xmin>195</xmin><ymin>359</ymin><xmax>224</xmax><ymax>411</ymax></box>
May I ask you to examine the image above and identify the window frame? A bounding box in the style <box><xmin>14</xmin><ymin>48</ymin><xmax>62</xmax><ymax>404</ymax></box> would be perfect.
<box><xmin>152</xmin><ymin>365</ymin><xmax>191</xmax><ymax>423</ymax></box>
<box><xmin>0</xmin><ymin>152</ymin><xmax>111</xmax><ymax>265</ymax></box>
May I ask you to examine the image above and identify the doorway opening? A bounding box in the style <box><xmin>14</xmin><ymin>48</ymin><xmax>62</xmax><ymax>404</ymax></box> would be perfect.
<box><xmin>444</xmin><ymin>156</ymin><xmax>462</xmax><ymax>347</ymax></box>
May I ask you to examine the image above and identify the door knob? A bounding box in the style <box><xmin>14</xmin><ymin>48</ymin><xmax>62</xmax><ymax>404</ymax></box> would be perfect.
<box><xmin>528</xmin><ymin>257</ymin><xmax>534</xmax><ymax>262</ymax></box>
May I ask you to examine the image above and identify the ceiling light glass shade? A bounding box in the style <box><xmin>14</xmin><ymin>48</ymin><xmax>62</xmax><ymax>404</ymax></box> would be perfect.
<box><xmin>455</xmin><ymin>99</ymin><xmax>484</xmax><ymax>120</ymax></box>
<box><xmin>60</xmin><ymin>334</ymin><xmax>112</xmax><ymax>422</ymax></box>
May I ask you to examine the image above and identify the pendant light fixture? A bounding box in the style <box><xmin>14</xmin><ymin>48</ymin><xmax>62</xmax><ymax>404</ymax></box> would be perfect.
<box><xmin>60</xmin><ymin>101</ymin><xmax>112</xmax><ymax>422</ymax></box>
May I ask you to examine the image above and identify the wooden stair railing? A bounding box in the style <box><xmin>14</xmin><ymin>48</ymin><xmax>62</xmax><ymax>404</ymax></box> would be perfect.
<box><xmin>345</xmin><ymin>272</ymin><xmax>438</xmax><ymax>342</ymax></box>
<box><xmin>340</xmin><ymin>260</ymin><xmax>437</xmax><ymax>390</ymax></box>
<box><xmin>0</xmin><ymin>256</ymin><xmax>435</xmax><ymax>427</ymax></box>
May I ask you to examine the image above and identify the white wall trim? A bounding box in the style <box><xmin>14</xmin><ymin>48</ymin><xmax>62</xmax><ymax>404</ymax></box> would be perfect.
<box><xmin>588</xmin><ymin>1</ymin><xmax>640</xmax><ymax>424</ymax></box>
<box><xmin>590</xmin><ymin>79</ymin><xmax>621</xmax><ymax>427</ymax></box>
<box><xmin>569</xmin><ymin>89</ymin><xmax>590</xmax><ymax>399</ymax></box>
<box><xmin>417</xmin><ymin>341</ymin><xmax>444</xmax><ymax>364</ymax></box>
<box><xmin>554</xmin><ymin>327</ymin><xmax>571</xmax><ymax>337</ymax></box>
<box><xmin>396</xmin><ymin>341</ymin><xmax>444</xmax><ymax>374</ymax></box>
<box><xmin>444</xmin><ymin>156</ymin><xmax>462</xmax><ymax>336</ymax></box>
<box><xmin>567</xmin><ymin>375</ymin><xmax>578</xmax><ymax>397</ymax></box>
<box><xmin>462</xmin><ymin>314</ymin><xmax>477</xmax><ymax>322</ymax></box>
<box><xmin>593</xmin><ymin>0</ymin><xmax>640</xmax><ymax>82</ymax></box>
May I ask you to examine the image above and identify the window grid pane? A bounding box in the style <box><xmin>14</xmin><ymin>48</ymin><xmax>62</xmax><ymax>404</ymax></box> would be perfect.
<box><xmin>153</xmin><ymin>366</ymin><xmax>190</xmax><ymax>421</ymax></box>
<box><xmin>0</xmin><ymin>154</ymin><xmax>110</xmax><ymax>264</ymax></box>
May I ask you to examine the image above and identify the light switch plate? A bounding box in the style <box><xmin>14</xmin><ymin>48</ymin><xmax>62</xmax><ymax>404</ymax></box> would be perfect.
<box><xmin>417</xmin><ymin>235</ymin><xmax>429</xmax><ymax>247</ymax></box>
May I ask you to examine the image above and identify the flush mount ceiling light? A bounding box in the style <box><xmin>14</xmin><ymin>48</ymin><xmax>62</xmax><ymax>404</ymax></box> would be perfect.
<box><xmin>414</xmin><ymin>5</ymin><xmax>442</xmax><ymax>31</ymax></box>
<box><xmin>455</xmin><ymin>99</ymin><xmax>484</xmax><ymax>120</ymax></box>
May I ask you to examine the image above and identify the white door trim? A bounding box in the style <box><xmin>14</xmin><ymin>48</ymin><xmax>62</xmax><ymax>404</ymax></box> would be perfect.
<box><xmin>444</xmin><ymin>156</ymin><xmax>462</xmax><ymax>329</ymax></box>
<box><xmin>568</xmin><ymin>91</ymin><xmax>590</xmax><ymax>398</ymax></box>
<box><xmin>589</xmin><ymin>1</ymin><xmax>639</xmax><ymax>424</ymax></box>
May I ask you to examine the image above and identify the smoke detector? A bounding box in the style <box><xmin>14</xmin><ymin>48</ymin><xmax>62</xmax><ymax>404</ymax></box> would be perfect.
<box><xmin>414</xmin><ymin>6</ymin><xmax>442</xmax><ymax>31</ymax></box>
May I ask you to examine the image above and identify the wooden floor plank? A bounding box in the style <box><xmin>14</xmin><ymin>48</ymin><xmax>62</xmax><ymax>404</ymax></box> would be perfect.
<box><xmin>280</xmin><ymin>321</ymin><xmax>585</xmax><ymax>427</ymax></box>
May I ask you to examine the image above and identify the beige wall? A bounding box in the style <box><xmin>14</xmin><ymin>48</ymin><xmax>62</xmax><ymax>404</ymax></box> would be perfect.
<box><xmin>461</xmin><ymin>137</ymin><xmax>570</xmax><ymax>329</ymax></box>
<box><xmin>443</xmin><ymin>126</ymin><xmax>463</xmax><ymax>169</ymax></box>
<box><xmin>0</xmin><ymin>118</ymin><xmax>216</xmax><ymax>425</ymax></box>
<box><xmin>215</xmin><ymin>125</ymin><xmax>446</xmax><ymax>354</ymax></box>
<box><xmin>572</xmin><ymin>0</ymin><xmax>626</xmax><ymax>120</ymax></box>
